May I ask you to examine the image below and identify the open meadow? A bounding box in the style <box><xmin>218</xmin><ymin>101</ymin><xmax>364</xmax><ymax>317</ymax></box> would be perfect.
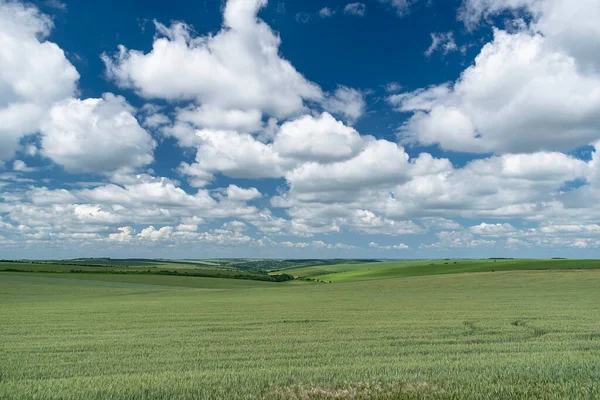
<box><xmin>1</xmin><ymin>260</ymin><xmax>599</xmax><ymax>399</ymax></box>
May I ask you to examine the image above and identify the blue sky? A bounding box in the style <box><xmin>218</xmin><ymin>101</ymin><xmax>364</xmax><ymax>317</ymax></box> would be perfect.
<box><xmin>1</xmin><ymin>0</ymin><xmax>600</xmax><ymax>259</ymax></box>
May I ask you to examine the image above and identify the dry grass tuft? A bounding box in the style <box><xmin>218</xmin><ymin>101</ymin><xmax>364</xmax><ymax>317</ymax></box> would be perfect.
<box><xmin>271</xmin><ymin>381</ymin><xmax>444</xmax><ymax>399</ymax></box>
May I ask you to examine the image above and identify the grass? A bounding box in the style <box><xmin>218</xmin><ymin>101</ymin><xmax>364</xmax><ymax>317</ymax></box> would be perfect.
<box><xmin>1</xmin><ymin>265</ymin><xmax>599</xmax><ymax>399</ymax></box>
<box><xmin>0</xmin><ymin>261</ymin><xmax>295</xmax><ymax>282</ymax></box>
<box><xmin>0</xmin><ymin>272</ymin><xmax>279</xmax><ymax>289</ymax></box>
<box><xmin>284</xmin><ymin>258</ymin><xmax>600</xmax><ymax>282</ymax></box>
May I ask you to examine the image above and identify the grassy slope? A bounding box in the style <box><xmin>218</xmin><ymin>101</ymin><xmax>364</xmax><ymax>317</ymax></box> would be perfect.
<box><xmin>1</xmin><ymin>259</ymin><xmax>242</xmax><ymax>270</ymax></box>
<box><xmin>1</xmin><ymin>270</ymin><xmax>599</xmax><ymax>399</ymax></box>
<box><xmin>0</xmin><ymin>272</ymin><xmax>278</xmax><ymax>289</ymax></box>
<box><xmin>285</xmin><ymin>258</ymin><xmax>600</xmax><ymax>282</ymax></box>
<box><xmin>0</xmin><ymin>261</ymin><xmax>294</xmax><ymax>283</ymax></box>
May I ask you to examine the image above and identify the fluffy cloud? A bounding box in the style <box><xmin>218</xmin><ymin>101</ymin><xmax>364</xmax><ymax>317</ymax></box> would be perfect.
<box><xmin>344</xmin><ymin>3</ymin><xmax>366</xmax><ymax>16</ymax></box>
<box><xmin>470</xmin><ymin>223</ymin><xmax>517</xmax><ymax>236</ymax></box>
<box><xmin>312</xmin><ymin>240</ymin><xmax>355</xmax><ymax>249</ymax></box>
<box><xmin>138</xmin><ymin>226</ymin><xmax>174</xmax><ymax>242</ymax></box>
<box><xmin>394</xmin><ymin>29</ymin><xmax>600</xmax><ymax>153</ymax></box>
<box><xmin>385</xmin><ymin>82</ymin><xmax>403</xmax><ymax>93</ymax></box>
<box><xmin>395</xmin><ymin>0</ymin><xmax>600</xmax><ymax>154</ymax></box>
<box><xmin>272</xmin><ymin>146</ymin><xmax>592</xmax><ymax>238</ymax></box>
<box><xmin>0</xmin><ymin>0</ymin><xmax>78</xmax><ymax>161</ymax></box>
<box><xmin>225</xmin><ymin>185</ymin><xmax>262</xmax><ymax>202</ymax></box>
<box><xmin>421</xmin><ymin>218</ymin><xmax>462</xmax><ymax>230</ymax></box>
<box><xmin>461</xmin><ymin>0</ymin><xmax>600</xmax><ymax>70</ymax></box>
<box><xmin>108</xmin><ymin>226</ymin><xmax>134</xmax><ymax>243</ymax></box>
<box><xmin>103</xmin><ymin>0</ymin><xmax>322</xmax><ymax>120</ymax></box>
<box><xmin>423</xmin><ymin>231</ymin><xmax>496</xmax><ymax>249</ymax></box>
<box><xmin>40</xmin><ymin>94</ymin><xmax>156</xmax><ymax>173</ymax></box>
<box><xmin>380</xmin><ymin>0</ymin><xmax>418</xmax><ymax>16</ymax></box>
<box><xmin>285</xmin><ymin>140</ymin><xmax>411</xmax><ymax>194</ymax></box>
<box><xmin>539</xmin><ymin>224</ymin><xmax>600</xmax><ymax>234</ymax></box>
<box><xmin>392</xmin><ymin>152</ymin><xmax>587</xmax><ymax>218</ymax></box>
<box><xmin>318</xmin><ymin>7</ymin><xmax>335</xmax><ymax>18</ymax></box>
<box><xmin>79</xmin><ymin>180</ymin><xmax>221</xmax><ymax>210</ymax></box>
<box><xmin>369</xmin><ymin>241</ymin><xmax>410</xmax><ymax>250</ymax></box>
<box><xmin>425</xmin><ymin>32</ymin><xmax>460</xmax><ymax>57</ymax></box>
<box><xmin>176</xmin><ymin>105</ymin><xmax>263</xmax><ymax>132</ymax></box>
<box><xmin>340</xmin><ymin>210</ymin><xmax>424</xmax><ymax>235</ymax></box>
<box><xmin>468</xmin><ymin>152</ymin><xmax>589</xmax><ymax>181</ymax></box>
<box><xmin>106</xmin><ymin>224</ymin><xmax>256</xmax><ymax>247</ymax></box>
<box><xmin>0</xmin><ymin>173</ymin><xmax>266</xmax><ymax>253</ymax></box>
<box><xmin>2</xmin><ymin>140</ymin><xmax>600</xmax><ymax>251</ymax></box>
<box><xmin>273</xmin><ymin>113</ymin><xmax>365</xmax><ymax>163</ymax></box>
<box><xmin>178</xmin><ymin>128</ymin><xmax>290</xmax><ymax>184</ymax></box>
<box><xmin>12</xmin><ymin>160</ymin><xmax>34</xmax><ymax>172</ymax></box>
<box><xmin>322</xmin><ymin>86</ymin><xmax>366</xmax><ymax>123</ymax></box>
<box><xmin>177</xmin><ymin>112</ymin><xmax>371</xmax><ymax>185</ymax></box>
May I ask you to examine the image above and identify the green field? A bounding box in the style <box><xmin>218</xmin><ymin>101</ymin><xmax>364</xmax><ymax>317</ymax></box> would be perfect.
<box><xmin>284</xmin><ymin>258</ymin><xmax>600</xmax><ymax>282</ymax></box>
<box><xmin>0</xmin><ymin>261</ymin><xmax>296</xmax><ymax>283</ymax></box>
<box><xmin>1</xmin><ymin>260</ymin><xmax>599</xmax><ymax>399</ymax></box>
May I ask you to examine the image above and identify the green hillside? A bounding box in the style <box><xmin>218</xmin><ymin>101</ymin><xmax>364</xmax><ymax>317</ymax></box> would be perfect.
<box><xmin>283</xmin><ymin>259</ymin><xmax>600</xmax><ymax>282</ymax></box>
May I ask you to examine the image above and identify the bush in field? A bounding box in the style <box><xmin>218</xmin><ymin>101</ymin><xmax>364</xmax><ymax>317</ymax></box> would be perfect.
<box><xmin>270</xmin><ymin>273</ymin><xmax>294</xmax><ymax>282</ymax></box>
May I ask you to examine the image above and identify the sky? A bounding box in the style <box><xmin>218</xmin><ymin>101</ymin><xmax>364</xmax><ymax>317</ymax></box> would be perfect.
<box><xmin>1</xmin><ymin>0</ymin><xmax>600</xmax><ymax>259</ymax></box>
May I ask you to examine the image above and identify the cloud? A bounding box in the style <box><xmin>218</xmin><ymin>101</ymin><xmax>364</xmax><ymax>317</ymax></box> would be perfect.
<box><xmin>108</xmin><ymin>226</ymin><xmax>135</xmax><ymax>243</ymax></box>
<box><xmin>225</xmin><ymin>185</ymin><xmax>262</xmax><ymax>202</ymax></box>
<box><xmin>12</xmin><ymin>160</ymin><xmax>34</xmax><ymax>172</ymax></box>
<box><xmin>106</xmin><ymin>224</ymin><xmax>257</xmax><ymax>246</ymax></box>
<box><xmin>318</xmin><ymin>7</ymin><xmax>335</xmax><ymax>18</ymax></box>
<box><xmin>338</xmin><ymin>210</ymin><xmax>424</xmax><ymax>235</ymax></box>
<box><xmin>461</xmin><ymin>0</ymin><xmax>600</xmax><ymax>70</ymax></box>
<box><xmin>459</xmin><ymin>0</ymin><xmax>538</xmax><ymax>29</ymax></box>
<box><xmin>312</xmin><ymin>240</ymin><xmax>355</xmax><ymax>249</ymax></box>
<box><xmin>0</xmin><ymin>1</ymin><xmax>79</xmax><ymax>161</ymax></box>
<box><xmin>40</xmin><ymin>93</ymin><xmax>156</xmax><ymax>173</ymax></box>
<box><xmin>423</xmin><ymin>231</ymin><xmax>496</xmax><ymax>249</ymax></box>
<box><xmin>142</xmin><ymin>113</ymin><xmax>170</xmax><ymax>129</ymax></box>
<box><xmin>177</xmin><ymin>224</ymin><xmax>199</xmax><ymax>232</ymax></box>
<box><xmin>470</xmin><ymin>223</ymin><xmax>517</xmax><ymax>236</ymax></box>
<box><xmin>222</xmin><ymin>220</ymin><xmax>247</xmax><ymax>232</ymax></box>
<box><xmin>177</xmin><ymin>112</ymin><xmax>370</xmax><ymax>185</ymax></box>
<box><xmin>393</xmin><ymin>29</ymin><xmax>600</xmax><ymax>153</ymax></box>
<box><xmin>176</xmin><ymin>105</ymin><xmax>263</xmax><ymax>132</ymax></box>
<box><xmin>344</xmin><ymin>2</ymin><xmax>366</xmax><ymax>16</ymax></box>
<box><xmin>103</xmin><ymin>0</ymin><xmax>322</xmax><ymax>120</ymax></box>
<box><xmin>369</xmin><ymin>241</ymin><xmax>410</xmax><ymax>250</ymax></box>
<box><xmin>285</xmin><ymin>139</ymin><xmax>411</xmax><ymax>195</ymax></box>
<box><xmin>80</xmin><ymin>180</ymin><xmax>218</xmax><ymax>209</ymax></box>
<box><xmin>539</xmin><ymin>224</ymin><xmax>600</xmax><ymax>234</ymax></box>
<box><xmin>295</xmin><ymin>12</ymin><xmax>311</xmax><ymax>23</ymax></box>
<box><xmin>0</xmin><ymin>173</ymin><xmax>265</xmax><ymax>252</ymax></box>
<box><xmin>425</xmin><ymin>32</ymin><xmax>460</xmax><ymax>57</ymax></box>
<box><xmin>380</xmin><ymin>0</ymin><xmax>418</xmax><ymax>16</ymax></box>
<box><xmin>322</xmin><ymin>86</ymin><xmax>366</xmax><ymax>123</ymax></box>
<box><xmin>421</xmin><ymin>218</ymin><xmax>461</xmax><ymax>230</ymax></box>
<box><xmin>44</xmin><ymin>0</ymin><xmax>66</xmax><ymax>10</ymax></box>
<box><xmin>385</xmin><ymin>82</ymin><xmax>403</xmax><ymax>93</ymax></box>
<box><xmin>138</xmin><ymin>226</ymin><xmax>174</xmax><ymax>242</ymax></box>
<box><xmin>271</xmin><ymin>146</ymin><xmax>592</xmax><ymax>240</ymax></box>
<box><xmin>178</xmin><ymin>128</ymin><xmax>290</xmax><ymax>184</ymax></box>
<box><xmin>280</xmin><ymin>240</ymin><xmax>310</xmax><ymax>248</ymax></box>
<box><xmin>3</xmin><ymin>137</ymin><xmax>600</xmax><ymax>251</ymax></box>
<box><xmin>274</xmin><ymin>113</ymin><xmax>365</xmax><ymax>163</ymax></box>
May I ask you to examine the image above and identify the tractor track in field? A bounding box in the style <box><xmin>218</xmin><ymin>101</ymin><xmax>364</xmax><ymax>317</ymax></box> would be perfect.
<box><xmin>511</xmin><ymin>319</ymin><xmax>549</xmax><ymax>338</ymax></box>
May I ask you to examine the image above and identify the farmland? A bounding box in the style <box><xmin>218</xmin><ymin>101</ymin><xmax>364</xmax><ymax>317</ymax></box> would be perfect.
<box><xmin>1</xmin><ymin>260</ymin><xmax>599</xmax><ymax>399</ymax></box>
<box><xmin>284</xmin><ymin>258</ymin><xmax>600</xmax><ymax>282</ymax></box>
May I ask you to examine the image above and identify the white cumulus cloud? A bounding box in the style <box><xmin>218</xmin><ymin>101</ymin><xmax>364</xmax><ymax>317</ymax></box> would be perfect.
<box><xmin>40</xmin><ymin>94</ymin><xmax>156</xmax><ymax>173</ymax></box>
<box><xmin>0</xmin><ymin>0</ymin><xmax>79</xmax><ymax>161</ymax></box>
